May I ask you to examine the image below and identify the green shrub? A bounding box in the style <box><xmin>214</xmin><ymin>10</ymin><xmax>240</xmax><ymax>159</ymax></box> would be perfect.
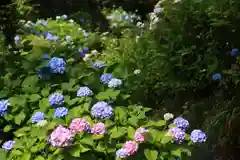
<box><xmin>0</xmin><ymin>16</ymin><xmax>206</xmax><ymax>160</ymax></box>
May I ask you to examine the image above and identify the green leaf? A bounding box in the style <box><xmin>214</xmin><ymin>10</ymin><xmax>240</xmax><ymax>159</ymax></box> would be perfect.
<box><xmin>11</xmin><ymin>150</ymin><xmax>22</xmax><ymax>156</ymax></box>
<box><xmin>41</xmin><ymin>88</ymin><xmax>50</xmax><ymax>97</ymax></box>
<box><xmin>144</xmin><ymin>149</ymin><xmax>158</xmax><ymax>160</ymax></box>
<box><xmin>10</xmin><ymin>95</ymin><xmax>27</xmax><ymax>107</ymax></box>
<box><xmin>80</xmin><ymin>136</ymin><xmax>95</xmax><ymax>147</ymax></box>
<box><xmin>96</xmin><ymin>89</ymin><xmax>120</xmax><ymax>101</ymax></box>
<box><xmin>161</xmin><ymin>135</ymin><xmax>173</xmax><ymax>144</ymax></box>
<box><xmin>144</xmin><ymin>120</ymin><xmax>166</xmax><ymax>128</ymax></box>
<box><xmin>14</xmin><ymin>112</ymin><xmax>26</xmax><ymax>125</ymax></box>
<box><xmin>0</xmin><ymin>149</ymin><xmax>7</xmax><ymax>160</ymax></box>
<box><xmin>22</xmin><ymin>75</ymin><xmax>39</xmax><ymax>86</ymax></box>
<box><xmin>35</xmin><ymin>156</ymin><xmax>45</xmax><ymax>160</ymax></box>
<box><xmin>128</xmin><ymin>116</ymin><xmax>139</xmax><ymax>127</ymax></box>
<box><xmin>171</xmin><ymin>148</ymin><xmax>181</xmax><ymax>157</ymax></box>
<box><xmin>39</xmin><ymin>98</ymin><xmax>50</xmax><ymax>112</ymax></box>
<box><xmin>127</xmin><ymin>126</ymin><xmax>135</xmax><ymax>139</ymax></box>
<box><xmin>3</xmin><ymin>125</ymin><xmax>12</xmax><ymax>132</ymax></box>
<box><xmin>14</xmin><ymin>127</ymin><xmax>31</xmax><ymax>137</ymax></box>
<box><xmin>110</xmin><ymin>127</ymin><xmax>126</xmax><ymax>139</ymax></box>
<box><xmin>115</xmin><ymin>107</ymin><xmax>126</xmax><ymax>122</ymax></box>
<box><xmin>69</xmin><ymin>145</ymin><xmax>81</xmax><ymax>157</ymax></box>
<box><xmin>29</xmin><ymin>94</ymin><xmax>41</xmax><ymax>102</ymax></box>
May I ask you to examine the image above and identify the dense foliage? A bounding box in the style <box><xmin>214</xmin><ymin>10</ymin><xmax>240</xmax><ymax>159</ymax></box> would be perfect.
<box><xmin>1</xmin><ymin>0</ymin><xmax>240</xmax><ymax>159</ymax></box>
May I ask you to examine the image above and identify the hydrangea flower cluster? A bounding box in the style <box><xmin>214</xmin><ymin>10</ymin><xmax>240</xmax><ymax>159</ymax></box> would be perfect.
<box><xmin>190</xmin><ymin>129</ymin><xmax>207</xmax><ymax>143</ymax></box>
<box><xmin>92</xmin><ymin>61</ymin><xmax>107</xmax><ymax>69</ymax></box>
<box><xmin>49</xmin><ymin>93</ymin><xmax>65</xmax><ymax>107</ymax></box>
<box><xmin>212</xmin><ymin>73</ymin><xmax>221</xmax><ymax>81</ymax></box>
<box><xmin>134</xmin><ymin>127</ymin><xmax>149</xmax><ymax>143</ymax></box>
<box><xmin>2</xmin><ymin>140</ymin><xmax>15</xmax><ymax>151</ymax></box>
<box><xmin>69</xmin><ymin>118</ymin><xmax>90</xmax><ymax>133</ymax></box>
<box><xmin>164</xmin><ymin>112</ymin><xmax>174</xmax><ymax>120</ymax></box>
<box><xmin>47</xmin><ymin>57</ymin><xmax>66</xmax><ymax>74</ymax></box>
<box><xmin>76</xmin><ymin>86</ymin><xmax>93</xmax><ymax>97</ymax></box>
<box><xmin>31</xmin><ymin>112</ymin><xmax>45</xmax><ymax>123</ymax></box>
<box><xmin>54</xmin><ymin>107</ymin><xmax>68</xmax><ymax>118</ymax></box>
<box><xmin>116</xmin><ymin>141</ymin><xmax>139</xmax><ymax>158</ymax></box>
<box><xmin>91</xmin><ymin>122</ymin><xmax>106</xmax><ymax>135</ymax></box>
<box><xmin>0</xmin><ymin>99</ymin><xmax>9</xmax><ymax>116</ymax></box>
<box><xmin>91</xmin><ymin>101</ymin><xmax>114</xmax><ymax>119</ymax></box>
<box><xmin>36</xmin><ymin>120</ymin><xmax>48</xmax><ymax>127</ymax></box>
<box><xmin>100</xmin><ymin>73</ymin><xmax>113</xmax><ymax>84</ymax></box>
<box><xmin>108</xmin><ymin>78</ymin><xmax>122</xmax><ymax>88</ymax></box>
<box><xmin>231</xmin><ymin>48</ymin><xmax>239</xmax><ymax>56</ymax></box>
<box><xmin>173</xmin><ymin>117</ymin><xmax>189</xmax><ymax>130</ymax></box>
<box><xmin>168</xmin><ymin>127</ymin><xmax>186</xmax><ymax>144</ymax></box>
<box><xmin>49</xmin><ymin>125</ymin><xmax>73</xmax><ymax>147</ymax></box>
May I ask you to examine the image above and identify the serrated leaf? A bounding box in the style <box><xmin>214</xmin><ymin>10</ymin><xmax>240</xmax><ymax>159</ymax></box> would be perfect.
<box><xmin>110</xmin><ymin>127</ymin><xmax>126</xmax><ymax>139</ymax></box>
<box><xmin>80</xmin><ymin>136</ymin><xmax>94</xmax><ymax>147</ymax></box>
<box><xmin>14</xmin><ymin>112</ymin><xmax>26</xmax><ymax>125</ymax></box>
<box><xmin>127</xmin><ymin>126</ymin><xmax>135</xmax><ymax>139</ymax></box>
<box><xmin>29</xmin><ymin>94</ymin><xmax>41</xmax><ymax>102</ymax></box>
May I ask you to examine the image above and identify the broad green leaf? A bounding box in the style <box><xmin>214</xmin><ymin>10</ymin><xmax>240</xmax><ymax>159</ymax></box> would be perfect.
<box><xmin>161</xmin><ymin>135</ymin><xmax>173</xmax><ymax>144</ymax></box>
<box><xmin>110</xmin><ymin>127</ymin><xmax>126</xmax><ymax>139</ymax></box>
<box><xmin>144</xmin><ymin>149</ymin><xmax>158</xmax><ymax>160</ymax></box>
<box><xmin>127</xmin><ymin>126</ymin><xmax>135</xmax><ymax>139</ymax></box>
<box><xmin>114</xmin><ymin>106</ymin><xmax>126</xmax><ymax>122</ymax></box>
<box><xmin>3</xmin><ymin>125</ymin><xmax>12</xmax><ymax>132</ymax></box>
<box><xmin>128</xmin><ymin>116</ymin><xmax>139</xmax><ymax>127</ymax></box>
<box><xmin>39</xmin><ymin>98</ymin><xmax>50</xmax><ymax>112</ymax></box>
<box><xmin>0</xmin><ymin>149</ymin><xmax>7</xmax><ymax>160</ymax></box>
<box><xmin>41</xmin><ymin>88</ymin><xmax>50</xmax><ymax>97</ymax></box>
<box><xmin>171</xmin><ymin>148</ymin><xmax>181</xmax><ymax>157</ymax></box>
<box><xmin>96</xmin><ymin>89</ymin><xmax>120</xmax><ymax>100</ymax></box>
<box><xmin>80</xmin><ymin>136</ymin><xmax>95</xmax><ymax>147</ymax></box>
<box><xmin>10</xmin><ymin>95</ymin><xmax>27</xmax><ymax>107</ymax></box>
<box><xmin>144</xmin><ymin>120</ymin><xmax>166</xmax><ymax>128</ymax></box>
<box><xmin>14</xmin><ymin>127</ymin><xmax>31</xmax><ymax>137</ymax></box>
<box><xmin>69</xmin><ymin>145</ymin><xmax>81</xmax><ymax>157</ymax></box>
<box><xmin>29</xmin><ymin>94</ymin><xmax>41</xmax><ymax>102</ymax></box>
<box><xmin>14</xmin><ymin>112</ymin><xmax>26</xmax><ymax>125</ymax></box>
<box><xmin>35</xmin><ymin>156</ymin><xmax>45</xmax><ymax>160</ymax></box>
<box><xmin>11</xmin><ymin>150</ymin><xmax>22</xmax><ymax>156</ymax></box>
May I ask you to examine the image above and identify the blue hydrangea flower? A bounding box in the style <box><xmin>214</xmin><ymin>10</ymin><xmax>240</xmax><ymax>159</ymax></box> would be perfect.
<box><xmin>116</xmin><ymin>148</ymin><xmax>128</xmax><ymax>158</ymax></box>
<box><xmin>168</xmin><ymin>127</ymin><xmax>186</xmax><ymax>143</ymax></box>
<box><xmin>92</xmin><ymin>61</ymin><xmax>107</xmax><ymax>69</ymax></box>
<box><xmin>231</xmin><ymin>48</ymin><xmax>239</xmax><ymax>56</ymax></box>
<box><xmin>173</xmin><ymin>117</ymin><xmax>189</xmax><ymax>130</ymax></box>
<box><xmin>91</xmin><ymin>101</ymin><xmax>114</xmax><ymax>119</ymax></box>
<box><xmin>212</xmin><ymin>73</ymin><xmax>221</xmax><ymax>81</ymax></box>
<box><xmin>41</xmin><ymin>21</ymin><xmax>48</xmax><ymax>26</ymax></box>
<box><xmin>77</xmin><ymin>86</ymin><xmax>93</xmax><ymax>97</ymax></box>
<box><xmin>54</xmin><ymin>107</ymin><xmax>68</xmax><ymax>118</ymax></box>
<box><xmin>78</xmin><ymin>50</ymin><xmax>85</xmax><ymax>57</ymax></box>
<box><xmin>190</xmin><ymin>129</ymin><xmax>207</xmax><ymax>143</ymax></box>
<box><xmin>2</xmin><ymin>140</ymin><xmax>15</xmax><ymax>151</ymax></box>
<box><xmin>125</xmin><ymin>15</ymin><xmax>129</xmax><ymax>20</ymax></box>
<box><xmin>83</xmin><ymin>47</ymin><xmax>89</xmax><ymax>52</ymax></box>
<box><xmin>49</xmin><ymin>93</ymin><xmax>65</xmax><ymax>107</ymax></box>
<box><xmin>38</xmin><ymin>67</ymin><xmax>51</xmax><ymax>80</ymax></box>
<box><xmin>61</xmin><ymin>14</ymin><xmax>68</xmax><ymax>20</ymax></box>
<box><xmin>42</xmin><ymin>53</ymin><xmax>49</xmax><ymax>59</ymax></box>
<box><xmin>31</xmin><ymin>112</ymin><xmax>45</xmax><ymax>123</ymax></box>
<box><xmin>0</xmin><ymin>99</ymin><xmax>9</xmax><ymax>116</ymax></box>
<box><xmin>100</xmin><ymin>73</ymin><xmax>113</xmax><ymax>84</ymax></box>
<box><xmin>84</xmin><ymin>33</ymin><xmax>88</xmax><ymax>38</ymax></box>
<box><xmin>53</xmin><ymin>36</ymin><xmax>59</xmax><ymax>41</ymax></box>
<box><xmin>47</xmin><ymin>57</ymin><xmax>66</xmax><ymax>74</ymax></box>
<box><xmin>14</xmin><ymin>35</ymin><xmax>20</xmax><ymax>41</ymax></box>
<box><xmin>108</xmin><ymin>78</ymin><xmax>122</xmax><ymax>88</ymax></box>
<box><xmin>46</xmin><ymin>32</ymin><xmax>53</xmax><ymax>40</ymax></box>
<box><xmin>80</xmin><ymin>18</ymin><xmax>84</xmax><ymax>22</ymax></box>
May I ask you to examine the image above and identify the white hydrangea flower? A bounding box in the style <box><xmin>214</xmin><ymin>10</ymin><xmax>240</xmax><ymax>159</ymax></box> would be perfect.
<box><xmin>36</xmin><ymin>120</ymin><xmax>48</xmax><ymax>127</ymax></box>
<box><xmin>164</xmin><ymin>113</ymin><xmax>174</xmax><ymax>120</ymax></box>
<box><xmin>134</xmin><ymin>69</ymin><xmax>141</xmax><ymax>75</ymax></box>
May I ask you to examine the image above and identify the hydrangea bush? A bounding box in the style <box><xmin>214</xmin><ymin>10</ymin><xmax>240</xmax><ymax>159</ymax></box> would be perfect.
<box><xmin>0</xmin><ymin>12</ymin><xmax>207</xmax><ymax>160</ymax></box>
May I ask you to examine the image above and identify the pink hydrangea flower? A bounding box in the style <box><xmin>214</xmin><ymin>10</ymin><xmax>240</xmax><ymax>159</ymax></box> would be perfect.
<box><xmin>134</xmin><ymin>127</ymin><xmax>149</xmax><ymax>143</ymax></box>
<box><xmin>123</xmin><ymin>141</ymin><xmax>138</xmax><ymax>156</ymax></box>
<box><xmin>49</xmin><ymin>125</ymin><xmax>73</xmax><ymax>147</ymax></box>
<box><xmin>69</xmin><ymin>118</ymin><xmax>90</xmax><ymax>133</ymax></box>
<box><xmin>91</xmin><ymin>122</ymin><xmax>106</xmax><ymax>135</ymax></box>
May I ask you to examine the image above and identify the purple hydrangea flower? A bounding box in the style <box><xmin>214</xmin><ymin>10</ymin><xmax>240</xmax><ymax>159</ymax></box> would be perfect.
<box><xmin>53</xmin><ymin>36</ymin><xmax>59</xmax><ymax>41</ymax></box>
<box><xmin>0</xmin><ymin>99</ymin><xmax>9</xmax><ymax>116</ymax></box>
<box><xmin>2</xmin><ymin>140</ymin><xmax>15</xmax><ymax>151</ymax></box>
<box><xmin>83</xmin><ymin>47</ymin><xmax>89</xmax><ymax>52</ymax></box>
<box><xmin>190</xmin><ymin>129</ymin><xmax>207</xmax><ymax>143</ymax></box>
<box><xmin>46</xmin><ymin>32</ymin><xmax>53</xmax><ymax>40</ymax></box>
<box><xmin>54</xmin><ymin>107</ymin><xmax>68</xmax><ymax>118</ymax></box>
<box><xmin>49</xmin><ymin>93</ymin><xmax>65</xmax><ymax>107</ymax></box>
<box><xmin>42</xmin><ymin>53</ymin><xmax>49</xmax><ymax>59</ymax></box>
<box><xmin>47</xmin><ymin>57</ymin><xmax>66</xmax><ymax>74</ymax></box>
<box><xmin>77</xmin><ymin>86</ymin><xmax>93</xmax><ymax>97</ymax></box>
<box><xmin>78</xmin><ymin>50</ymin><xmax>85</xmax><ymax>57</ymax></box>
<box><xmin>108</xmin><ymin>78</ymin><xmax>122</xmax><ymax>88</ymax></box>
<box><xmin>168</xmin><ymin>127</ymin><xmax>186</xmax><ymax>143</ymax></box>
<box><xmin>173</xmin><ymin>117</ymin><xmax>189</xmax><ymax>130</ymax></box>
<box><xmin>100</xmin><ymin>73</ymin><xmax>112</xmax><ymax>84</ymax></box>
<box><xmin>231</xmin><ymin>48</ymin><xmax>239</xmax><ymax>56</ymax></box>
<box><xmin>92</xmin><ymin>61</ymin><xmax>107</xmax><ymax>69</ymax></box>
<box><xmin>116</xmin><ymin>148</ymin><xmax>128</xmax><ymax>158</ymax></box>
<box><xmin>31</xmin><ymin>112</ymin><xmax>45</xmax><ymax>123</ymax></box>
<box><xmin>91</xmin><ymin>101</ymin><xmax>114</xmax><ymax>119</ymax></box>
<box><xmin>212</xmin><ymin>73</ymin><xmax>221</xmax><ymax>81</ymax></box>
